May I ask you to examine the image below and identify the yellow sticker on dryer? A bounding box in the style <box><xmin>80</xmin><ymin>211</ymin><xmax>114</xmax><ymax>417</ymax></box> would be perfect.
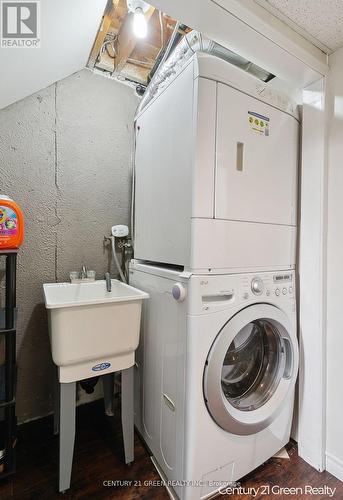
<box><xmin>248</xmin><ymin>111</ymin><xmax>270</xmax><ymax>136</ymax></box>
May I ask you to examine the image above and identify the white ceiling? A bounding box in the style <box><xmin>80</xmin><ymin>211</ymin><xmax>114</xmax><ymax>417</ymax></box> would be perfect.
<box><xmin>255</xmin><ymin>0</ymin><xmax>343</xmax><ymax>54</ymax></box>
<box><xmin>0</xmin><ymin>0</ymin><xmax>107</xmax><ymax>110</ymax></box>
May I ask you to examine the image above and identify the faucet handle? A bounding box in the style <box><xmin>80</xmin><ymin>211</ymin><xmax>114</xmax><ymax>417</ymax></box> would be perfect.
<box><xmin>80</xmin><ymin>265</ymin><xmax>88</xmax><ymax>279</ymax></box>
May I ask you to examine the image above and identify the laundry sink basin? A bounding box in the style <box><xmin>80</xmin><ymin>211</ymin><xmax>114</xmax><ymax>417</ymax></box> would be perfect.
<box><xmin>43</xmin><ymin>280</ymin><xmax>148</xmax><ymax>383</ymax></box>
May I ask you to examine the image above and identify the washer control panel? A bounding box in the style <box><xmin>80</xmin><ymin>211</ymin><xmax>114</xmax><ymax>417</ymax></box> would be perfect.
<box><xmin>242</xmin><ymin>272</ymin><xmax>294</xmax><ymax>301</ymax></box>
<box><xmin>189</xmin><ymin>270</ymin><xmax>295</xmax><ymax>315</ymax></box>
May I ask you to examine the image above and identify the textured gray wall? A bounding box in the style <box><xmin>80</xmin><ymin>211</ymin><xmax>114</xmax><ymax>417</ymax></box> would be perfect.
<box><xmin>0</xmin><ymin>69</ymin><xmax>138</xmax><ymax>422</ymax></box>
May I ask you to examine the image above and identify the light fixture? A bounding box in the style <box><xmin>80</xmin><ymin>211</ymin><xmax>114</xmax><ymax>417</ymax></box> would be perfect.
<box><xmin>133</xmin><ymin>7</ymin><xmax>147</xmax><ymax>38</ymax></box>
<box><xmin>127</xmin><ymin>0</ymin><xmax>150</xmax><ymax>39</ymax></box>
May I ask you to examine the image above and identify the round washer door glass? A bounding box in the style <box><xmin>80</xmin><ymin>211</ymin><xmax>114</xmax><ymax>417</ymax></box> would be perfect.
<box><xmin>221</xmin><ymin>319</ymin><xmax>282</xmax><ymax>411</ymax></box>
<box><xmin>204</xmin><ymin>304</ymin><xmax>298</xmax><ymax>435</ymax></box>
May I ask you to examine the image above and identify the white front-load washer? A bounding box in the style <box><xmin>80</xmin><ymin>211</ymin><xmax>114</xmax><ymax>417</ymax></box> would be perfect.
<box><xmin>130</xmin><ymin>261</ymin><xmax>299</xmax><ymax>500</ymax></box>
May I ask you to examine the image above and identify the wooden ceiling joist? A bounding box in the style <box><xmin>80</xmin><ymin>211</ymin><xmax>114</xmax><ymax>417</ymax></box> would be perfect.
<box><xmin>114</xmin><ymin>6</ymin><xmax>155</xmax><ymax>75</ymax></box>
<box><xmin>88</xmin><ymin>0</ymin><xmax>120</xmax><ymax>68</ymax></box>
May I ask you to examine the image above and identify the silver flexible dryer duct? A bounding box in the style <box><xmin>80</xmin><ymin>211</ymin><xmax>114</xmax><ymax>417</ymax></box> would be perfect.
<box><xmin>136</xmin><ymin>31</ymin><xmax>273</xmax><ymax>118</ymax></box>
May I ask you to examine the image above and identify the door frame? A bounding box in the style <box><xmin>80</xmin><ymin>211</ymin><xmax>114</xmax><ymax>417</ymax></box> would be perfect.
<box><xmin>297</xmin><ymin>77</ymin><xmax>328</xmax><ymax>471</ymax></box>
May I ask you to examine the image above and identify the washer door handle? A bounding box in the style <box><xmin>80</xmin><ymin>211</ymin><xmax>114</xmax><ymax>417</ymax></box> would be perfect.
<box><xmin>163</xmin><ymin>393</ymin><xmax>175</xmax><ymax>412</ymax></box>
<box><xmin>282</xmin><ymin>337</ymin><xmax>293</xmax><ymax>380</ymax></box>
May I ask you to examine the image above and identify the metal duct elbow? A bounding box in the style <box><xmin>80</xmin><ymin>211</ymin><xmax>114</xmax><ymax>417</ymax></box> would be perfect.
<box><xmin>184</xmin><ymin>31</ymin><xmax>214</xmax><ymax>53</ymax></box>
<box><xmin>186</xmin><ymin>31</ymin><xmax>273</xmax><ymax>82</ymax></box>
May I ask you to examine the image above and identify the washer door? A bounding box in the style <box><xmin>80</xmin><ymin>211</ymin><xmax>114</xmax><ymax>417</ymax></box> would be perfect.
<box><xmin>203</xmin><ymin>304</ymin><xmax>298</xmax><ymax>436</ymax></box>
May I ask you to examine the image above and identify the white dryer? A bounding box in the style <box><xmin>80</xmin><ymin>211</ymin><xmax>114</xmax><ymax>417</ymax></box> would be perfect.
<box><xmin>130</xmin><ymin>261</ymin><xmax>299</xmax><ymax>500</ymax></box>
<box><xmin>133</xmin><ymin>51</ymin><xmax>299</xmax><ymax>273</ymax></box>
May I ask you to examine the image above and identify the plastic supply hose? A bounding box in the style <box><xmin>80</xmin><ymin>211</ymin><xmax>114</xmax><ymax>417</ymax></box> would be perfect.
<box><xmin>111</xmin><ymin>235</ymin><xmax>127</xmax><ymax>283</ymax></box>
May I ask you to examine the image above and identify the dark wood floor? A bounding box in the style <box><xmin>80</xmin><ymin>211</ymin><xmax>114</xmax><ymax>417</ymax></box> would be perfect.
<box><xmin>0</xmin><ymin>400</ymin><xmax>342</xmax><ymax>499</ymax></box>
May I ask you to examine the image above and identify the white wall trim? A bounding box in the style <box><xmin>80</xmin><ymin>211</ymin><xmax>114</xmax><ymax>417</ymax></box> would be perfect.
<box><xmin>298</xmin><ymin>76</ymin><xmax>328</xmax><ymax>472</ymax></box>
<box><xmin>325</xmin><ymin>46</ymin><xmax>343</xmax><ymax>483</ymax></box>
<box><xmin>326</xmin><ymin>453</ymin><xmax>343</xmax><ymax>482</ymax></box>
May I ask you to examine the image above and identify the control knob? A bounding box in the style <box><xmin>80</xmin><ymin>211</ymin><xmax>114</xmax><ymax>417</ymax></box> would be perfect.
<box><xmin>251</xmin><ymin>277</ymin><xmax>264</xmax><ymax>296</ymax></box>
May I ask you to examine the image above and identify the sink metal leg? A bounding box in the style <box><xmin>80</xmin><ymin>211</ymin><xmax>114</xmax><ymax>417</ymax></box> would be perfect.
<box><xmin>102</xmin><ymin>373</ymin><xmax>114</xmax><ymax>416</ymax></box>
<box><xmin>121</xmin><ymin>366</ymin><xmax>134</xmax><ymax>464</ymax></box>
<box><xmin>53</xmin><ymin>367</ymin><xmax>59</xmax><ymax>435</ymax></box>
<box><xmin>59</xmin><ymin>382</ymin><xmax>76</xmax><ymax>493</ymax></box>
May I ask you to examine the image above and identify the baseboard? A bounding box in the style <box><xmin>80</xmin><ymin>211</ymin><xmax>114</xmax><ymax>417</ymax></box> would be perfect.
<box><xmin>326</xmin><ymin>453</ymin><xmax>343</xmax><ymax>482</ymax></box>
<box><xmin>298</xmin><ymin>445</ymin><xmax>325</xmax><ymax>472</ymax></box>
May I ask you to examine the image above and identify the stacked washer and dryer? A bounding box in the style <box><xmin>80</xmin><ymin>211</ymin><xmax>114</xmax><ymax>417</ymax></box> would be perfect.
<box><xmin>130</xmin><ymin>41</ymin><xmax>299</xmax><ymax>500</ymax></box>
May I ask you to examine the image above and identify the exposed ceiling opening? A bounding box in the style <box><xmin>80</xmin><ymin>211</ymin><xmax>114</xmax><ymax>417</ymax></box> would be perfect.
<box><xmin>87</xmin><ymin>0</ymin><xmax>186</xmax><ymax>88</ymax></box>
<box><xmin>88</xmin><ymin>0</ymin><xmax>276</xmax><ymax>93</ymax></box>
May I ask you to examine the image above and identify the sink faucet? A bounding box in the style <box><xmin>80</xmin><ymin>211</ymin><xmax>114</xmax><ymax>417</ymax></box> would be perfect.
<box><xmin>105</xmin><ymin>272</ymin><xmax>111</xmax><ymax>292</ymax></box>
<box><xmin>80</xmin><ymin>265</ymin><xmax>87</xmax><ymax>279</ymax></box>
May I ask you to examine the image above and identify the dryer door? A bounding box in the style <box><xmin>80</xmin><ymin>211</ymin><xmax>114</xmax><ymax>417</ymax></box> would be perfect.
<box><xmin>203</xmin><ymin>304</ymin><xmax>298</xmax><ymax>435</ymax></box>
<box><xmin>215</xmin><ymin>82</ymin><xmax>298</xmax><ymax>226</ymax></box>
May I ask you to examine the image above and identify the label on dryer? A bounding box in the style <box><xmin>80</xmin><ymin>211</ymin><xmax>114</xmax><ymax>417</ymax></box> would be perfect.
<box><xmin>248</xmin><ymin>111</ymin><xmax>270</xmax><ymax>136</ymax></box>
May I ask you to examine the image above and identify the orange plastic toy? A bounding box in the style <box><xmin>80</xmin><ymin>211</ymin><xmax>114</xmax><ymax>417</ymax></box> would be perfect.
<box><xmin>0</xmin><ymin>195</ymin><xmax>24</xmax><ymax>250</ymax></box>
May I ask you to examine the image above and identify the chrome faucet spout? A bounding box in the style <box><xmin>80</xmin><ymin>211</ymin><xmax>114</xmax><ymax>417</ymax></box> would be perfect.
<box><xmin>105</xmin><ymin>272</ymin><xmax>111</xmax><ymax>292</ymax></box>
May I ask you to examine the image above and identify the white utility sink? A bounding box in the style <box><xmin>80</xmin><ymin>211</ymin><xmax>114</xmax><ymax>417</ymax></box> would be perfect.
<box><xmin>43</xmin><ymin>280</ymin><xmax>148</xmax><ymax>383</ymax></box>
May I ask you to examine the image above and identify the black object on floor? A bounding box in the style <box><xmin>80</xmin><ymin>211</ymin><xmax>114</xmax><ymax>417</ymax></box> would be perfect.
<box><xmin>0</xmin><ymin>251</ymin><xmax>18</xmax><ymax>480</ymax></box>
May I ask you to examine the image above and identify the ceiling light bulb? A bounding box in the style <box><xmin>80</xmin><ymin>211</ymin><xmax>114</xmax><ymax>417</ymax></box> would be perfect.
<box><xmin>133</xmin><ymin>7</ymin><xmax>147</xmax><ymax>38</ymax></box>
